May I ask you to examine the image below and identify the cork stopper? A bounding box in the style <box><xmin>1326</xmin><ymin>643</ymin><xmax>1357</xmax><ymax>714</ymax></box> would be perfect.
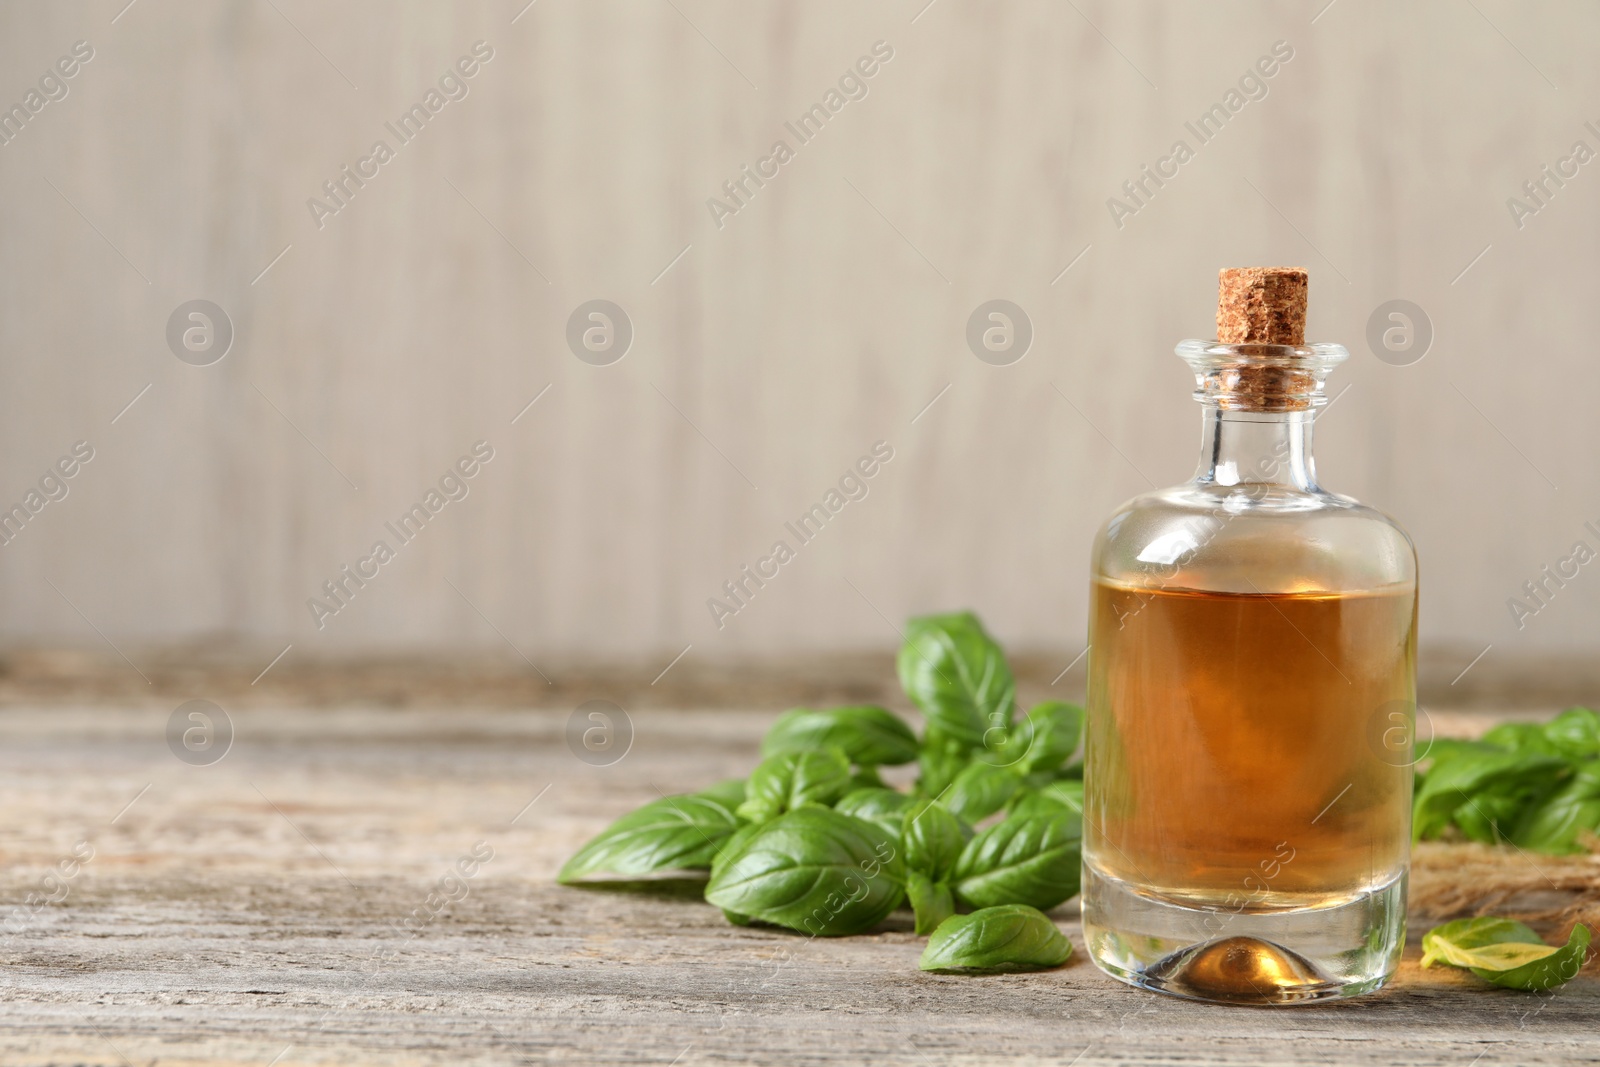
<box><xmin>1216</xmin><ymin>267</ymin><xmax>1307</xmax><ymax>345</ymax></box>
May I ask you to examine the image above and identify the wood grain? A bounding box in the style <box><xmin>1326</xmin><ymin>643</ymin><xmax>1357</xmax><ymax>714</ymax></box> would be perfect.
<box><xmin>0</xmin><ymin>706</ymin><xmax>1595</xmax><ymax>1066</ymax></box>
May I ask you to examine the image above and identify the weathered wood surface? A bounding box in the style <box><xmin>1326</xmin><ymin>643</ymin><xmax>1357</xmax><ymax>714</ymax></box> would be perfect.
<box><xmin>1</xmin><ymin>706</ymin><xmax>1596</xmax><ymax>1067</ymax></box>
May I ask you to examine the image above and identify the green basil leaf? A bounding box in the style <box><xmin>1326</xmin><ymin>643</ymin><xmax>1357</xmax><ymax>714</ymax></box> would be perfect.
<box><xmin>1480</xmin><ymin>721</ymin><xmax>1562</xmax><ymax>756</ymax></box>
<box><xmin>919</xmin><ymin>904</ymin><xmax>1072</xmax><ymax>974</ymax></box>
<box><xmin>903</xmin><ymin>798</ymin><xmax>969</xmax><ymax>881</ymax></box>
<box><xmin>987</xmin><ymin>701</ymin><xmax>1084</xmax><ymax>775</ymax></box>
<box><xmin>1009</xmin><ymin>779</ymin><xmax>1085</xmax><ymax>820</ymax></box>
<box><xmin>696</xmin><ymin>778</ymin><xmax>747</xmax><ymax>808</ymax></box>
<box><xmin>1421</xmin><ymin>917</ymin><xmax>1544</xmax><ymax>967</ymax></box>
<box><xmin>917</xmin><ymin>731</ymin><xmax>970</xmax><ymax>799</ymax></box>
<box><xmin>953</xmin><ymin>810</ymin><xmax>1082</xmax><ymax>911</ymax></box>
<box><xmin>1422</xmin><ymin>917</ymin><xmax>1592</xmax><ymax>991</ymax></box>
<box><xmin>850</xmin><ymin>766</ymin><xmax>888</xmax><ymax>790</ymax></box>
<box><xmin>944</xmin><ymin>761</ymin><xmax>1022</xmax><ymax>824</ymax></box>
<box><xmin>709</xmin><ymin>821</ymin><xmax>763</xmax><ymax>880</ymax></box>
<box><xmin>834</xmin><ymin>787</ymin><xmax>915</xmax><ymax>838</ymax></box>
<box><xmin>1021</xmin><ymin>701</ymin><xmax>1084</xmax><ymax>774</ymax></box>
<box><xmin>705</xmin><ymin>807</ymin><xmax>905</xmax><ymax>936</ymax></box>
<box><xmin>559</xmin><ymin>792</ymin><xmax>742</xmax><ymax>883</ymax></box>
<box><xmin>1413</xmin><ymin>749</ymin><xmax>1567</xmax><ymax>841</ymax></box>
<box><xmin>1472</xmin><ymin>925</ymin><xmax>1590</xmax><ymax>990</ymax></box>
<box><xmin>897</xmin><ymin>612</ymin><xmax>1016</xmax><ymax>751</ymax></box>
<box><xmin>736</xmin><ymin>749</ymin><xmax>854</xmax><ymax>824</ymax></box>
<box><xmin>761</xmin><ymin>705</ymin><xmax>919</xmax><ymax>766</ymax></box>
<box><xmin>1511</xmin><ymin>760</ymin><xmax>1600</xmax><ymax>855</ymax></box>
<box><xmin>907</xmin><ymin>871</ymin><xmax>956</xmax><ymax>936</ymax></box>
<box><xmin>1543</xmin><ymin>707</ymin><xmax>1600</xmax><ymax>760</ymax></box>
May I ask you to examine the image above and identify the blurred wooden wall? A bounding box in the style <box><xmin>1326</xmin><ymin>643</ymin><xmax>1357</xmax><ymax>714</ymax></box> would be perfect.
<box><xmin>0</xmin><ymin>0</ymin><xmax>1595</xmax><ymax>674</ymax></box>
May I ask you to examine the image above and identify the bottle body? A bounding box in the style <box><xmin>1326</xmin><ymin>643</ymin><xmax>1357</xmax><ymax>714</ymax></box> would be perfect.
<box><xmin>1082</xmin><ymin>354</ymin><xmax>1418</xmax><ymax>1005</ymax></box>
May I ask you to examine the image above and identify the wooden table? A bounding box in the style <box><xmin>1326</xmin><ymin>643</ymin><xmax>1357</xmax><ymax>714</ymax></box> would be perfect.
<box><xmin>1</xmin><ymin>705</ymin><xmax>1595</xmax><ymax>1066</ymax></box>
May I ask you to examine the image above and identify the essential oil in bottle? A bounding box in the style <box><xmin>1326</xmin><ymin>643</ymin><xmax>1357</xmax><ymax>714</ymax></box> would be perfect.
<box><xmin>1081</xmin><ymin>267</ymin><xmax>1417</xmax><ymax>1005</ymax></box>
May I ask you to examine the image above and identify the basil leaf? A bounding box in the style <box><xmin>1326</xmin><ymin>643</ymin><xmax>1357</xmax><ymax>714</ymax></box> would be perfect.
<box><xmin>1009</xmin><ymin>779</ymin><xmax>1085</xmax><ymax>820</ymax></box>
<box><xmin>1422</xmin><ymin>917</ymin><xmax>1592</xmax><ymax>991</ymax></box>
<box><xmin>1421</xmin><ymin>916</ymin><xmax>1544</xmax><ymax>967</ymax></box>
<box><xmin>705</xmin><ymin>807</ymin><xmax>905</xmax><ymax>936</ymax></box>
<box><xmin>559</xmin><ymin>791</ymin><xmax>742</xmax><ymax>883</ymax></box>
<box><xmin>952</xmin><ymin>810</ymin><xmax>1082</xmax><ymax>911</ymax></box>
<box><xmin>1472</xmin><ymin>925</ymin><xmax>1590</xmax><ymax>990</ymax></box>
<box><xmin>907</xmin><ymin>871</ymin><xmax>955</xmax><ymax>936</ymax></box>
<box><xmin>710</xmin><ymin>821</ymin><xmax>764</xmax><ymax>880</ymax></box>
<box><xmin>1511</xmin><ymin>760</ymin><xmax>1600</xmax><ymax>855</ymax></box>
<box><xmin>835</xmin><ymin>787</ymin><xmax>916</xmax><ymax>838</ymax></box>
<box><xmin>697</xmin><ymin>778</ymin><xmax>747</xmax><ymax>808</ymax></box>
<box><xmin>1413</xmin><ymin>749</ymin><xmax>1567</xmax><ymax>841</ymax></box>
<box><xmin>1016</xmin><ymin>701</ymin><xmax>1085</xmax><ymax>775</ymax></box>
<box><xmin>917</xmin><ymin>731</ymin><xmax>970</xmax><ymax>799</ymax></box>
<box><xmin>944</xmin><ymin>761</ymin><xmax>1022</xmax><ymax>824</ymax></box>
<box><xmin>761</xmin><ymin>705</ymin><xmax>919</xmax><ymax>766</ymax></box>
<box><xmin>903</xmin><ymin>798</ymin><xmax>969</xmax><ymax>881</ymax></box>
<box><xmin>1543</xmin><ymin>707</ymin><xmax>1600</xmax><ymax>760</ymax></box>
<box><xmin>1480</xmin><ymin>721</ymin><xmax>1562</xmax><ymax>756</ymax></box>
<box><xmin>897</xmin><ymin>612</ymin><xmax>1016</xmax><ymax>750</ymax></box>
<box><xmin>736</xmin><ymin>749</ymin><xmax>853</xmax><ymax>824</ymax></box>
<box><xmin>919</xmin><ymin>904</ymin><xmax>1072</xmax><ymax>974</ymax></box>
<box><xmin>850</xmin><ymin>766</ymin><xmax>889</xmax><ymax>790</ymax></box>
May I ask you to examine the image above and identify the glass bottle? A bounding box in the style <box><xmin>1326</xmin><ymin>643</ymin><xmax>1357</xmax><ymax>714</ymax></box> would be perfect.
<box><xmin>1081</xmin><ymin>279</ymin><xmax>1418</xmax><ymax>1005</ymax></box>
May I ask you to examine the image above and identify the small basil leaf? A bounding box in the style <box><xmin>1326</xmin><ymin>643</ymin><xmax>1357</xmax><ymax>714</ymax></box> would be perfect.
<box><xmin>919</xmin><ymin>904</ymin><xmax>1072</xmax><ymax>974</ymax></box>
<box><xmin>897</xmin><ymin>612</ymin><xmax>1016</xmax><ymax>751</ymax></box>
<box><xmin>907</xmin><ymin>871</ymin><xmax>956</xmax><ymax>935</ymax></box>
<box><xmin>944</xmin><ymin>761</ymin><xmax>1021</xmax><ymax>824</ymax></box>
<box><xmin>761</xmin><ymin>706</ymin><xmax>920</xmax><ymax>766</ymax></box>
<box><xmin>705</xmin><ymin>807</ymin><xmax>905</xmax><ymax>936</ymax></box>
<box><xmin>736</xmin><ymin>749</ymin><xmax>853</xmax><ymax>824</ymax></box>
<box><xmin>917</xmin><ymin>732</ymin><xmax>969</xmax><ymax>799</ymax></box>
<box><xmin>723</xmin><ymin>908</ymin><xmax>755</xmax><ymax>926</ymax></box>
<box><xmin>559</xmin><ymin>792</ymin><xmax>742</xmax><ymax>883</ymax></box>
<box><xmin>903</xmin><ymin>798</ymin><xmax>969</xmax><ymax>881</ymax></box>
<box><xmin>1471</xmin><ymin>925</ymin><xmax>1590</xmax><ymax>990</ymax></box>
<box><xmin>1422</xmin><ymin>917</ymin><xmax>1592</xmax><ymax>991</ymax></box>
<box><xmin>1421</xmin><ymin>916</ymin><xmax>1544</xmax><ymax>967</ymax></box>
<box><xmin>1512</xmin><ymin>760</ymin><xmax>1600</xmax><ymax>854</ymax></box>
<box><xmin>1019</xmin><ymin>701</ymin><xmax>1085</xmax><ymax>775</ymax></box>
<box><xmin>1008</xmin><ymin>779</ymin><xmax>1085</xmax><ymax>820</ymax></box>
<box><xmin>953</xmin><ymin>811</ymin><xmax>1082</xmax><ymax>911</ymax></box>
<box><xmin>834</xmin><ymin>787</ymin><xmax>916</xmax><ymax>838</ymax></box>
<box><xmin>987</xmin><ymin>701</ymin><xmax>1085</xmax><ymax>775</ymax></box>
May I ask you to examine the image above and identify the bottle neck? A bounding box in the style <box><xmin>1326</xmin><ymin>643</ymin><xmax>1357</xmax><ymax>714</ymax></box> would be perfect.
<box><xmin>1194</xmin><ymin>406</ymin><xmax>1318</xmax><ymax>491</ymax></box>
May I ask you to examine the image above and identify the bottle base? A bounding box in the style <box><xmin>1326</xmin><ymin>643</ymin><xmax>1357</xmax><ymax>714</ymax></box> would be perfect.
<box><xmin>1082</xmin><ymin>865</ymin><xmax>1406</xmax><ymax>1006</ymax></box>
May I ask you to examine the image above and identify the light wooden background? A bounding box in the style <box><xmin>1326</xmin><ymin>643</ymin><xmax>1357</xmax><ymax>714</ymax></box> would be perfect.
<box><xmin>0</xmin><ymin>0</ymin><xmax>1596</xmax><ymax>668</ymax></box>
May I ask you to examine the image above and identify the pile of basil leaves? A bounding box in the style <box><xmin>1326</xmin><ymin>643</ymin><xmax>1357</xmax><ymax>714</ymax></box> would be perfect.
<box><xmin>561</xmin><ymin>610</ymin><xmax>1599</xmax><ymax>980</ymax></box>
<box><xmin>560</xmin><ymin>612</ymin><xmax>1079</xmax><ymax>972</ymax></box>
<box><xmin>1416</xmin><ymin>706</ymin><xmax>1600</xmax><ymax>854</ymax></box>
